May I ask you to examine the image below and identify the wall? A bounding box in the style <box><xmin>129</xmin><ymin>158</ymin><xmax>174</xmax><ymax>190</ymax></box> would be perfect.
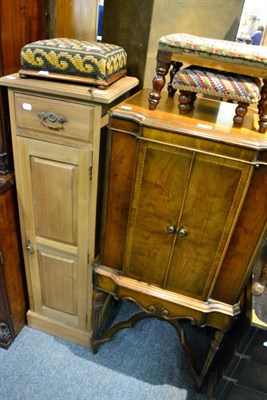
<box><xmin>144</xmin><ymin>0</ymin><xmax>245</xmax><ymax>88</ymax></box>
<box><xmin>102</xmin><ymin>0</ymin><xmax>154</xmax><ymax>89</ymax></box>
<box><xmin>102</xmin><ymin>0</ymin><xmax>245</xmax><ymax>90</ymax></box>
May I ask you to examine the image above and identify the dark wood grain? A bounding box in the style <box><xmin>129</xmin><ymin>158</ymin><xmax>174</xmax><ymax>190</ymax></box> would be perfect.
<box><xmin>0</xmin><ymin>0</ymin><xmax>46</xmax><ymax>76</ymax></box>
<box><xmin>0</xmin><ymin>1</ymin><xmax>46</xmax><ymax>343</ymax></box>
<box><xmin>0</xmin><ymin>0</ymin><xmax>46</xmax><ymax>173</ymax></box>
<box><xmin>101</xmin><ymin>122</ymin><xmax>138</xmax><ymax>269</ymax></box>
<box><xmin>99</xmin><ymin>89</ymin><xmax>267</xmax><ymax>318</ymax></box>
<box><xmin>0</xmin><ymin>175</ymin><xmax>26</xmax><ymax>335</ymax></box>
<box><xmin>212</xmin><ymin>164</ymin><xmax>267</xmax><ymax>304</ymax></box>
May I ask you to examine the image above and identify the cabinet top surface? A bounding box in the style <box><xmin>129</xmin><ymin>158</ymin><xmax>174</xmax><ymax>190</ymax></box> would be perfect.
<box><xmin>110</xmin><ymin>89</ymin><xmax>267</xmax><ymax>150</ymax></box>
<box><xmin>0</xmin><ymin>74</ymin><xmax>139</xmax><ymax>104</ymax></box>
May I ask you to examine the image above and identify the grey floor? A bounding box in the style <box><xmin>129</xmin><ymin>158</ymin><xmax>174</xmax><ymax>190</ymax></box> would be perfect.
<box><xmin>0</xmin><ymin>302</ymin><xmax>208</xmax><ymax>400</ymax></box>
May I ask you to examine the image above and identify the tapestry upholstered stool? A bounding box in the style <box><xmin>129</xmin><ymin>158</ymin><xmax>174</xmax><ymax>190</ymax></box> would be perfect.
<box><xmin>171</xmin><ymin>67</ymin><xmax>261</xmax><ymax>126</ymax></box>
<box><xmin>19</xmin><ymin>38</ymin><xmax>127</xmax><ymax>88</ymax></box>
<box><xmin>148</xmin><ymin>33</ymin><xmax>267</xmax><ymax>133</ymax></box>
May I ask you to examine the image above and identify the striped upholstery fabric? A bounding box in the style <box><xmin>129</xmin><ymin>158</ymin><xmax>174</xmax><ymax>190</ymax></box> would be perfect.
<box><xmin>171</xmin><ymin>67</ymin><xmax>261</xmax><ymax>103</ymax></box>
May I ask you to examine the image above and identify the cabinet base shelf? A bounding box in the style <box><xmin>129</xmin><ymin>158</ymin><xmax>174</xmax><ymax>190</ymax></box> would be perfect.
<box><xmin>27</xmin><ymin>310</ymin><xmax>91</xmax><ymax>348</ymax></box>
<box><xmin>94</xmin><ymin>263</ymin><xmax>240</xmax><ymax>330</ymax></box>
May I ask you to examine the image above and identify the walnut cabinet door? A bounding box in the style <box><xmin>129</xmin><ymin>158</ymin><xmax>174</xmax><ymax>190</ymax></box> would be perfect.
<box><xmin>16</xmin><ymin>136</ymin><xmax>91</xmax><ymax>330</ymax></box>
<box><xmin>123</xmin><ymin>137</ymin><xmax>253</xmax><ymax>301</ymax></box>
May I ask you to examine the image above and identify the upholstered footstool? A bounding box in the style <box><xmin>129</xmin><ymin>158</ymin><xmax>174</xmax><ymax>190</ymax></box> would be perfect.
<box><xmin>19</xmin><ymin>38</ymin><xmax>127</xmax><ymax>88</ymax></box>
<box><xmin>171</xmin><ymin>67</ymin><xmax>261</xmax><ymax>125</ymax></box>
<box><xmin>148</xmin><ymin>33</ymin><xmax>267</xmax><ymax>133</ymax></box>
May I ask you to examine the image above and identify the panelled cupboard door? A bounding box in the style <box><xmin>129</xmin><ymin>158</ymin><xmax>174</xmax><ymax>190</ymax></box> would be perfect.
<box><xmin>16</xmin><ymin>136</ymin><xmax>91</xmax><ymax>329</ymax></box>
<box><xmin>123</xmin><ymin>138</ymin><xmax>253</xmax><ymax>301</ymax></box>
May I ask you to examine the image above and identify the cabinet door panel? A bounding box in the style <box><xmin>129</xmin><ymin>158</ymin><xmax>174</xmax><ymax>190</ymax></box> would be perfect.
<box><xmin>31</xmin><ymin>157</ymin><xmax>77</xmax><ymax>244</ymax></box>
<box><xmin>123</xmin><ymin>141</ymin><xmax>193</xmax><ymax>284</ymax></box>
<box><xmin>123</xmin><ymin>139</ymin><xmax>252</xmax><ymax>300</ymax></box>
<box><xmin>167</xmin><ymin>154</ymin><xmax>252</xmax><ymax>299</ymax></box>
<box><xmin>16</xmin><ymin>137</ymin><xmax>91</xmax><ymax>329</ymax></box>
<box><xmin>38</xmin><ymin>251</ymin><xmax>77</xmax><ymax>315</ymax></box>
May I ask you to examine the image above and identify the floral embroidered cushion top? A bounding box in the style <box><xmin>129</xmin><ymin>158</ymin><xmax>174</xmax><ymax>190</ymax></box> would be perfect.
<box><xmin>159</xmin><ymin>33</ymin><xmax>267</xmax><ymax>68</ymax></box>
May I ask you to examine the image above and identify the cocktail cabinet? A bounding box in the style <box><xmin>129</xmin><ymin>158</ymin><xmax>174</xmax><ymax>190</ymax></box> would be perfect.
<box><xmin>92</xmin><ymin>90</ymin><xmax>267</xmax><ymax>388</ymax></box>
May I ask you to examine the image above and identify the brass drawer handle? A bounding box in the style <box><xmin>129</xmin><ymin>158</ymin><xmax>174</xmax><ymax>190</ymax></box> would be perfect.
<box><xmin>37</xmin><ymin>112</ymin><xmax>68</xmax><ymax>130</ymax></box>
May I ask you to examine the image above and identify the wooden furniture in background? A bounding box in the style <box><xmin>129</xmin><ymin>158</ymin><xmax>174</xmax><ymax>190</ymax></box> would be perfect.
<box><xmin>0</xmin><ymin>0</ymin><xmax>46</xmax><ymax>347</ymax></box>
<box><xmin>0</xmin><ymin>0</ymin><xmax>46</xmax><ymax>172</ymax></box>
<box><xmin>0</xmin><ymin>174</ymin><xmax>26</xmax><ymax>348</ymax></box>
<box><xmin>0</xmin><ymin>0</ymin><xmax>46</xmax><ymax>76</ymax></box>
<box><xmin>0</xmin><ymin>255</ymin><xmax>13</xmax><ymax>348</ymax></box>
<box><xmin>0</xmin><ymin>73</ymin><xmax>138</xmax><ymax>346</ymax></box>
<box><xmin>51</xmin><ymin>0</ymin><xmax>99</xmax><ymax>41</ymax></box>
<box><xmin>92</xmin><ymin>90</ymin><xmax>267</xmax><ymax>389</ymax></box>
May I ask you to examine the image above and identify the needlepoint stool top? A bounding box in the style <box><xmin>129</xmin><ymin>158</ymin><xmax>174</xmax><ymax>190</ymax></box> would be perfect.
<box><xmin>159</xmin><ymin>33</ymin><xmax>267</xmax><ymax>69</ymax></box>
<box><xmin>172</xmin><ymin>67</ymin><xmax>261</xmax><ymax>103</ymax></box>
<box><xmin>20</xmin><ymin>38</ymin><xmax>127</xmax><ymax>87</ymax></box>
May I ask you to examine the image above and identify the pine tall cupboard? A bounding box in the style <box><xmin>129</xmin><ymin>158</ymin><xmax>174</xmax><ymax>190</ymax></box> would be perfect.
<box><xmin>0</xmin><ymin>74</ymin><xmax>138</xmax><ymax>346</ymax></box>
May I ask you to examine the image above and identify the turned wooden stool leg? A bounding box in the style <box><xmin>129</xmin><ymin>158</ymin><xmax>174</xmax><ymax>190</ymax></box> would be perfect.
<box><xmin>148</xmin><ymin>50</ymin><xmax>172</xmax><ymax>110</ymax></box>
<box><xmin>167</xmin><ymin>62</ymin><xmax>183</xmax><ymax>97</ymax></box>
<box><xmin>178</xmin><ymin>90</ymin><xmax>194</xmax><ymax>114</ymax></box>
<box><xmin>149</xmin><ymin>59</ymin><xmax>171</xmax><ymax>110</ymax></box>
<box><xmin>233</xmin><ymin>102</ymin><xmax>248</xmax><ymax>125</ymax></box>
<box><xmin>258</xmin><ymin>79</ymin><xmax>267</xmax><ymax>134</ymax></box>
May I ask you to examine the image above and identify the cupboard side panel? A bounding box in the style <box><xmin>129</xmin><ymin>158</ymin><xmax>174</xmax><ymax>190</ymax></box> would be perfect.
<box><xmin>101</xmin><ymin>130</ymin><xmax>138</xmax><ymax>270</ymax></box>
<box><xmin>212</xmin><ymin>165</ymin><xmax>267</xmax><ymax>304</ymax></box>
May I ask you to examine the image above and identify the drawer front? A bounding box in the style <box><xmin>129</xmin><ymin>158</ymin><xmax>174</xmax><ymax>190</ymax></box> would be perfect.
<box><xmin>15</xmin><ymin>93</ymin><xmax>94</xmax><ymax>142</ymax></box>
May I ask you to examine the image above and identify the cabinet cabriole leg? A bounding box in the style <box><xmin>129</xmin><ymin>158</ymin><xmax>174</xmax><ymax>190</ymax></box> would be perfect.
<box><xmin>91</xmin><ymin>290</ymin><xmax>118</xmax><ymax>354</ymax></box>
<box><xmin>193</xmin><ymin>329</ymin><xmax>225</xmax><ymax>391</ymax></box>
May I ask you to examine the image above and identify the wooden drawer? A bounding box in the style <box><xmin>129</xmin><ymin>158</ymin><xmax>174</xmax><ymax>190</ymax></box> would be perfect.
<box><xmin>14</xmin><ymin>93</ymin><xmax>94</xmax><ymax>142</ymax></box>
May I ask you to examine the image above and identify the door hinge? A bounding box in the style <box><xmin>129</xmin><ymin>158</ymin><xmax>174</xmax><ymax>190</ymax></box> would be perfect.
<box><xmin>89</xmin><ymin>166</ymin><xmax>92</xmax><ymax>181</ymax></box>
<box><xmin>0</xmin><ymin>251</ymin><xmax>3</xmax><ymax>265</ymax></box>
